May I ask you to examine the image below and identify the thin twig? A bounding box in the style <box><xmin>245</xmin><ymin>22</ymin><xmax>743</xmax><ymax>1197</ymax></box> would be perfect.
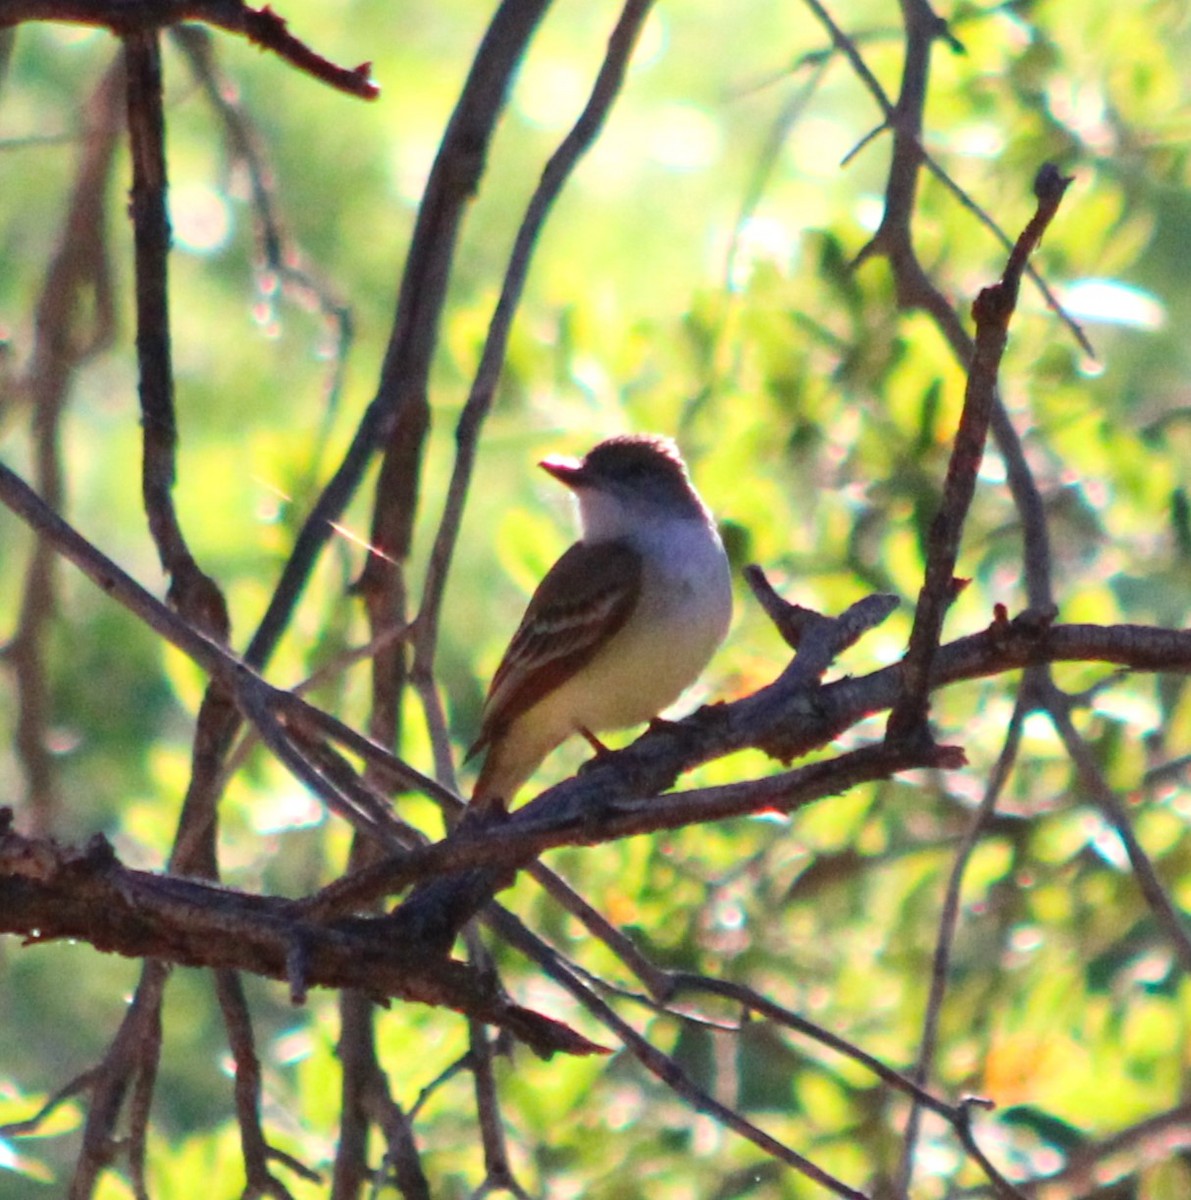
<box><xmin>216</xmin><ymin>969</ymin><xmax>301</xmax><ymax>1200</ymax></box>
<box><xmin>1041</xmin><ymin>678</ymin><xmax>1191</xmax><ymax>972</ymax></box>
<box><xmin>411</xmin><ymin>0</ymin><xmax>658</xmax><ymax>721</ymax></box>
<box><xmin>486</xmin><ymin>907</ymin><xmax>871</xmax><ymax>1199</ymax></box>
<box><xmin>467</xmin><ymin>931</ymin><xmax>529</xmax><ymax>1199</ymax></box>
<box><xmin>172</xmin><ymin>23</ymin><xmax>355</xmax><ymax>493</ymax></box>
<box><xmin>68</xmin><ymin>960</ymin><xmax>169</xmax><ymax>1197</ymax></box>
<box><xmin>665</xmin><ymin>974</ymin><xmax>954</xmax><ymax>1117</ymax></box>
<box><xmin>896</xmin><ymin>684</ymin><xmax>1030</xmax><ymax>1193</ymax></box>
<box><xmin>0</xmin><ymin>1066</ymin><xmax>103</xmax><ymax>1137</ymax></box>
<box><xmin>1</xmin><ymin>61</ymin><xmax>120</xmax><ymax>835</ymax></box>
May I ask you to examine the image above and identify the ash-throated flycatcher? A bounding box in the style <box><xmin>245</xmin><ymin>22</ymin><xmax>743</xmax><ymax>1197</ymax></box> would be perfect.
<box><xmin>468</xmin><ymin>434</ymin><xmax>732</xmax><ymax>809</ymax></box>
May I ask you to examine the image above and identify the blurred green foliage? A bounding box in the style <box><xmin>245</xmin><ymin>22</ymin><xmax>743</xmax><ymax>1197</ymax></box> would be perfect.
<box><xmin>3</xmin><ymin>0</ymin><xmax>1191</xmax><ymax>1195</ymax></box>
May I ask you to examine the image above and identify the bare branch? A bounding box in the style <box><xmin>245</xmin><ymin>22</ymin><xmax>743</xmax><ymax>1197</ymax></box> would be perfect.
<box><xmin>215</xmin><ymin>969</ymin><xmax>303</xmax><ymax>1200</ymax></box>
<box><xmin>1042</xmin><ymin>677</ymin><xmax>1191</xmax><ymax>972</ymax></box>
<box><xmin>0</xmin><ymin>810</ymin><xmax>606</xmax><ymax>1057</ymax></box>
<box><xmin>310</xmin><ymin>611</ymin><xmax>1191</xmax><ymax>929</ymax></box>
<box><xmin>888</xmin><ymin>165</ymin><xmax>1072</xmax><ymax>741</ymax></box>
<box><xmin>0</xmin><ymin>0</ymin><xmax>379</xmax><ymax>97</ymax></box>
<box><xmin>69</xmin><ymin>961</ymin><xmax>168</xmax><ymax>1197</ymax></box>
<box><xmin>898</xmin><ymin>685</ymin><xmax>1030</xmax><ymax>1193</ymax></box>
<box><xmin>487</xmin><ymin>907</ymin><xmax>871</xmax><ymax>1199</ymax></box>
<box><xmin>124</xmin><ymin>28</ymin><xmax>230</xmax><ymax>640</ymax></box>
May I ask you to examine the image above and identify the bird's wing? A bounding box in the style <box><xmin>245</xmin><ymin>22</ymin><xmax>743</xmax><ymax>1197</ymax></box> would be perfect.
<box><xmin>468</xmin><ymin>539</ymin><xmax>642</xmax><ymax>757</ymax></box>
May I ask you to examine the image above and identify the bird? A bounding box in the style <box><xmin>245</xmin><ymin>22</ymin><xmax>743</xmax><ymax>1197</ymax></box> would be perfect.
<box><xmin>467</xmin><ymin>433</ymin><xmax>732</xmax><ymax>810</ymax></box>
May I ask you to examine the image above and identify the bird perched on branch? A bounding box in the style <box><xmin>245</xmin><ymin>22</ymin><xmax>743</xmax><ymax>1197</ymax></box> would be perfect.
<box><xmin>468</xmin><ymin>434</ymin><xmax>732</xmax><ymax>810</ymax></box>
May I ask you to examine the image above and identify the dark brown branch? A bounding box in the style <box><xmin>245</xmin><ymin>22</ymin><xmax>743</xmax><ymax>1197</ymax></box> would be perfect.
<box><xmin>887</xmin><ymin>165</ymin><xmax>1072</xmax><ymax>741</ymax></box>
<box><xmin>0</xmin><ymin>811</ymin><xmax>604</xmax><ymax>1059</ymax></box>
<box><xmin>124</xmin><ymin>28</ymin><xmax>231</xmax><ymax>641</ymax></box>
<box><xmin>216</xmin><ymin>1</ymin><xmax>377</xmax><ymax>99</ymax></box>
<box><xmin>307</xmin><ymin>611</ymin><xmax>1191</xmax><ymax>924</ymax></box>
<box><xmin>215</xmin><ymin>969</ymin><xmax>305</xmax><ymax>1199</ymax></box>
<box><xmin>69</xmin><ymin>960</ymin><xmax>169</xmax><ymax>1196</ymax></box>
<box><xmin>0</xmin><ymin>0</ymin><xmax>379</xmax><ymax>98</ymax></box>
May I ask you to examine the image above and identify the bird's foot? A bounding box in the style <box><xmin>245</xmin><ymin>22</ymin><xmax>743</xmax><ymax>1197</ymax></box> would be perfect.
<box><xmin>458</xmin><ymin>793</ymin><xmax>510</xmax><ymax>828</ymax></box>
<box><xmin>577</xmin><ymin>725</ymin><xmax>613</xmax><ymax>756</ymax></box>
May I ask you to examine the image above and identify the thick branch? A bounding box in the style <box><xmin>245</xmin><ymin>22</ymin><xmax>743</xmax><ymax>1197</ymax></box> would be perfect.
<box><xmin>317</xmin><ymin>612</ymin><xmax>1191</xmax><ymax>924</ymax></box>
<box><xmin>0</xmin><ymin>810</ymin><xmax>603</xmax><ymax>1059</ymax></box>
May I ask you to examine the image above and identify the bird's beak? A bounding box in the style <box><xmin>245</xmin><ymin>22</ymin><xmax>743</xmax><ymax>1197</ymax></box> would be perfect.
<box><xmin>539</xmin><ymin>454</ymin><xmax>586</xmax><ymax>488</ymax></box>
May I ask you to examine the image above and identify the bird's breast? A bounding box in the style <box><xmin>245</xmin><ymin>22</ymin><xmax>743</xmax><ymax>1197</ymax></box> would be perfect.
<box><xmin>560</xmin><ymin>517</ymin><xmax>731</xmax><ymax>730</ymax></box>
